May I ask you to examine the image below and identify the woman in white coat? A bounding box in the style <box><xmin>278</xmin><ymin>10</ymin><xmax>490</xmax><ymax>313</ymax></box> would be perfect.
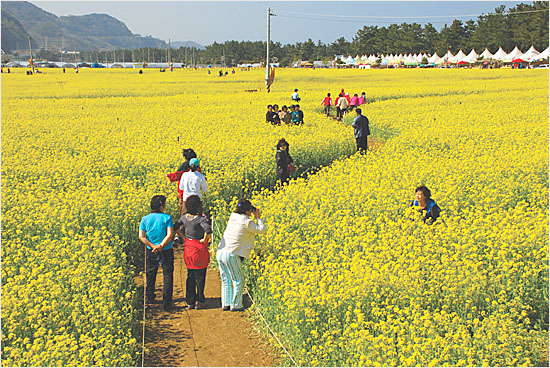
<box><xmin>217</xmin><ymin>199</ymin><xmax>266</xmax><ymax>311</ymax></box>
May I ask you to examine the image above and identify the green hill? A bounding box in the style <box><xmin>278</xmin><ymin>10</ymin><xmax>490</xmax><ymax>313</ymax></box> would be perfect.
<box><xmin>1</xmin><ymin>1</ymin><xmax>167</xmax><ymax>51</ymax></box>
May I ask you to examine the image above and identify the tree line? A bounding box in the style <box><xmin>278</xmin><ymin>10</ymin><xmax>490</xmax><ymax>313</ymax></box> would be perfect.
<box><xmin>36</xmin><ymin>1</ymin><xmax>548</xmax><ymax>66</ymax></box>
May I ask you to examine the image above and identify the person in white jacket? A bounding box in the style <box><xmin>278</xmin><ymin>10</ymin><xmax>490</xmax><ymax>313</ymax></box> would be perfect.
<box><xmin>217</xmin><ymin>199</ymin><xmax>266</xmax><ymax>311</ymax></box>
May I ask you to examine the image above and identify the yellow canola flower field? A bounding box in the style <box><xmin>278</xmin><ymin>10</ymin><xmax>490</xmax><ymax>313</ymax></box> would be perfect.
<box><xmin>250</xmin><ymin>69</ymin><xmax>549</xmax><ymax>366</ymax></box>
<box><xmin>1</xmin><ymin>67</ymin><xmax>355</xmax><ymax>366</ymax></box>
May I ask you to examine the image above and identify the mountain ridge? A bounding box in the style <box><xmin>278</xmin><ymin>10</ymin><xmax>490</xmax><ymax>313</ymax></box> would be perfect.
<box><xmin>1</xmin><ymin>1</ymin><xmax>203</xmax><ymax>53</ymax></box>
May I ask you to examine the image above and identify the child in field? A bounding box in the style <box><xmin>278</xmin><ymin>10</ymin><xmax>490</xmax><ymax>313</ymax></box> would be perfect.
<box><xmin>291</xmin><ymin>105</ymin><xmax>304</xmax><ymax>125</ymax></box>
<box><xmin>174</xmin><ymin>195</ymin><xmax>212</xmax><ymax>309</ymax></box>
<box><xmin>320</xmin><ymin>93</ymin><xmax>333</xmax><ymax>116</ymax></box>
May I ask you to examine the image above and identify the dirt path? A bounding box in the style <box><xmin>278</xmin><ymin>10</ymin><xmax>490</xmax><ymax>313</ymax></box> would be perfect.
<box><xmin>142</xmin><ymin>247</ymin><xmax>280</xmax><ymax>367</ymax></box>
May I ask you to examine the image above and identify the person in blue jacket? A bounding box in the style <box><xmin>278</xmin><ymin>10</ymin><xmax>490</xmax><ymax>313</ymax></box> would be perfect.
<box><xmin>410</xmin><ymin>185</ymin><xmax>441</xmax><ymax>224</ymax></box>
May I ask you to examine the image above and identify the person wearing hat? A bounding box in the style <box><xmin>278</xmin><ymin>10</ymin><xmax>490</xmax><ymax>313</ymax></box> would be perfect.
<box><xmin>291</xmin><ymin>88</ymin><xmax>301</xmax><ymax>102</ymax></box>
<box><xmin>178</xmin><ymin>158</ymin><xmax>208</xmax><ymax>213</ymax></box>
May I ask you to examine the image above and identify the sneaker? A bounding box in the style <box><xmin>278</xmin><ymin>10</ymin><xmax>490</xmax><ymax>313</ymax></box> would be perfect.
<box><xmin>230</xmin><ymin>307</ymin><xmax>245</xmax><ymax>312</ymax></box>
<box><xmin>195</xmin><ymin>301</ymin><xmax>206</xmax><ymax>310</ymax></box>
<box><xmin>187</xmin><ymin>303</ymin><xmax>196</xmax><ymax>309</ymax></box>
<box><xmin>222</xmin><ymin>306</ymin><xmax>230</xmax><ymax>311</ymax></box>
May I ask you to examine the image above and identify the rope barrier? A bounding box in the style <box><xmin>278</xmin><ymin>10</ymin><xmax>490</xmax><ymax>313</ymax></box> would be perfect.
<box><xmin>244</xmin><ymin>287</ymin><xmax>300</xmax><ymax>368</ymax></box>
<box><xmin>141</xmin><ymin>246</ymin><xmax>147</xmax><ymax>368</ymax></box>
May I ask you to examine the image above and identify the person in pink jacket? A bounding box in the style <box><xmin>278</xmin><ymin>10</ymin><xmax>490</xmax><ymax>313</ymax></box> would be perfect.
<box><xmin>349</xmin><ymin>93</ymin><xmax>359</xmax><ymax>111</ymax></box>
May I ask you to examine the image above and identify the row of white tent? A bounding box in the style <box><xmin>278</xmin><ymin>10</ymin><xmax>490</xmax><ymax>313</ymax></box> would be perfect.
<box><xmin>337</xmin><ymin>45</ymin><xmax>550</xmax><ymax>66</ymax></box>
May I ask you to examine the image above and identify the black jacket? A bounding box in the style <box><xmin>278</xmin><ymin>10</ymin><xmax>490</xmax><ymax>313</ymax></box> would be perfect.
<box><xmin>276</xmin><ymin>149</ymin><xmax>293</xmax><ymax>176</ymax></box>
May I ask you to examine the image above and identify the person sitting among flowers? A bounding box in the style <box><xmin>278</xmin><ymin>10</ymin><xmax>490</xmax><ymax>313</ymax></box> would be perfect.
<box><xmin>410</xmin><ymin>185</ymin><xmax>441</xmax><ymax>224</ymax></box>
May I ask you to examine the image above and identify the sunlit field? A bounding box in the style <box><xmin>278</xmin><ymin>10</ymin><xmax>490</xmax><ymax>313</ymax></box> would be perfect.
<box><xmin>1</xmin><ymin>67</ymin><xmax>548</xmax><ymax>366</ymax></box>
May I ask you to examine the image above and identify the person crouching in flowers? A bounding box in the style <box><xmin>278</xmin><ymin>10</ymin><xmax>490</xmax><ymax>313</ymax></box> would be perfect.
<box><xmin>174</xmin><ymin>195</ymin><xmax>212</xmax><ymax>310</ymax></box>
<box><xmin>217</xmin><ymin>199</ymin><xmax>266</xmax><ymax>311</ymax></box>
<box><xmin>139</xmin><ymin>195</ymin><xmax>175</xmax><ymax>311</ymax></box>
<box><xmin>410</xmin><ymin>185</ymin><xmax>441</xmax><ymax>224</ymax></box>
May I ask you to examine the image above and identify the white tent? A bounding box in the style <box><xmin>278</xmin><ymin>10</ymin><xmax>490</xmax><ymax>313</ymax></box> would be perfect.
<box><xmin>480</xmin><ymin>48</ymin><xmax>494</xmax><ymax>60</ymax></box>
<box><xmin>458</xmin><ymin>48</ymin><xmax>479</xmax><ymax>64</ymax></box>
<box><xmin>449</xmin><ymin>49</ymin><xmax>467</xmax><ymax>63</ymax></box>
<box><xmin>504</xmin><ymin>46</ymin><xmax>523</xmax><ymax>62</ymax></box>
<box><xmin>519</xmin><ymin>45</ymin><xmax>540</xmax><ymax>62</ymax></box>
<box><xmin>533</xmin><ymin>47</ymin><xmax>549</xmax><ymax>61</ymax></box>
<box><xmin>442</xmin><ymin>50</ymin><xmax>455</xmax><ymax>62</ymax></box>
<box><xmin>492</xmin><ymin>46</ymin><xmax>508</xmax><ymax>61</ymax></box>
<box><xmin>428</xmin><ymin>52</ymin><xmax>441</xmax><ymax>63</ymax></box>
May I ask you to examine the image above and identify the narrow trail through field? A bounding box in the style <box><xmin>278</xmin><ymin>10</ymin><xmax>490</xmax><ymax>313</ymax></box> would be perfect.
<box><xmin>142</xmin><ymin>136</ymin><xmax>383</xmax><ymax>367</ymax></box>
<box><xmin>143</xmin><ymin>248</ymin><xmax>281</xmax><ymax>367</ymax></box>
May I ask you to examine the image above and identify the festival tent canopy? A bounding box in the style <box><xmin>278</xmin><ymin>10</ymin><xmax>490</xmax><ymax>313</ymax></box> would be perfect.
<box><xmin>492</xmin><ymin>46</ymin><xmax>508</xmax><ymax>60</ymax></box>
<box><xmin>518</xmin><ymin>45</ymin><xmax>540</xmax><ymax>62</ymax></box>
<box><xmin>458</xmin><ymin>48</ymin><xmax>479</xmax><ymax>64</ymax></box>
<box><xmin>428</xmin><ymin>52</ymin><xmax>441</xmax><ymax>63</ymax></box>
<box><xmin>480</xmin><ymin>48</ymin><xmax>494</xmax><ymax>60</ymax></box>
<box><xmin>449</xmin><ymin>49</ymin><xmax>467</xmax><ymax>63</ymax></box>
<box><xmin>442</xmin><ymin>50</ymin><xmax>455</xmax><ymax>61</ymax></box>
<box><xmin>533</xmin><ymin>47</ymin><xmax>549</xmax><ymax>60</ymax></box>
<box><xmin>504</xmin><ymin>46</ymin><xmax>523</xmax><ymax>62</ymax></box>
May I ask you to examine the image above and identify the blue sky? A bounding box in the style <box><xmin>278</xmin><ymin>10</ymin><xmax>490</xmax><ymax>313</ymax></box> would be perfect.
<box><xmin>31</xmin><ymin>1</ymin><xmax>525</xmax><ymax>46</ymax></box>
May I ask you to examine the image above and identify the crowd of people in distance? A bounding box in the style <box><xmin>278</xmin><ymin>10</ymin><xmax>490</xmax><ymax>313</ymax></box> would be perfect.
<box><xmin>266</xmin><ymin>104</ymin><xmax>304</xmax><ymax>126</ymax></box>
<box><xmin>321</xmin><ymin>89</ymin><xmax>367</xmax><ymax>120</ymax></box>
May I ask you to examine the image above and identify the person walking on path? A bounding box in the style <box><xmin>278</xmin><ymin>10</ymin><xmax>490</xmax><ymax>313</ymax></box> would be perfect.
<box><xmin>166</xmin><ymin>148</ymin><xmax>199</xmax><ymax>216</ymax></box>
<box><xmin>349</xmin><ymin>93</ymin><xmax>359</xmax><ymax>111</ymax></box>
<box><xmin>139</xmin><ymin>195</ymin><xmax>176</xmax><ymax>312</ymax></box>
<box><xmin>291</xmin><ymin>88</ymin><xmax>301</xmax><ymax>102</ymax></box>
<box><xmin>320</xmin><ymin>93</ymin><xmax>333</xmax><ymax>116</ymax></box>
<box><xmin>174</xmin><ymin>195</ymin><xmax>212</xmax><ymax>309</ymax></box>
<box><xmin>336</xmin><ymin>93</ymin><xmax>349</xmax><ymax>121</ymax></box>
<box><xmin>352</xmin><ymin>108</ymin><xmax>370</xmax><ymax>153</ymax></box>
<box><xmin>179</xmin><ymin>158</ymin><xmax>208</xmax><ymax>213</ymax></box>
<box><xmin>410</xmin><ymin>186</ymin><xmax>442</xmax><ymax>225</ymax></box>
<box><xmin>275</xmin><ymin>138</ymin><xmax>294</xmax><ymax>186</ymax></box>
<box><xmin>217</xmin><ymin>199</ymin><xmax>267</xmax><ymax>311</ymax></box>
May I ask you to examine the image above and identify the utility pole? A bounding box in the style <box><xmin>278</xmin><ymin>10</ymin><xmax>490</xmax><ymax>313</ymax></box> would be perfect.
<box><xmin>168</xmin><ymin>39</ymin><xmax>172</xmax><ymax>68</ymax></box>
<box><xmin>192</xmin><ymin>47</ymin><xmax>195</xmax><ymax>67</ymax></box>
<box><xmin>28</xmin><ymin>36</ymin><xmax>34</xmax><ymax>73</ymax></box>
<box><xmin>185</xmin><ymin>47</ymin><xmax>187</xmax><ymax>67</ymax></box>
<box><xmin>266</xmin><ymin>7</ymin><xmax>275</xmax><ymax>92</ymax></box>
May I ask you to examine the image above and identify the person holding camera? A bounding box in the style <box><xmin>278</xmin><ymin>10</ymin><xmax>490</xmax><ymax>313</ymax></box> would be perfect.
<box><xmin>276</xmin><ymin>138</ymin><xmax>294</xmax><ymax>186</ymax></box>
<box><xmin>216</xmin><ymin>199</ymin><xmax>266</xmax><ymax>311</ymax></box>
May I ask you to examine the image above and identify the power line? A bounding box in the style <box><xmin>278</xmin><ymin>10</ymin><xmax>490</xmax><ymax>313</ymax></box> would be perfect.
<box><xmin>275</xmin><ymin>7</ymin><xmax>548</xmax><ymax>20</ymax></box>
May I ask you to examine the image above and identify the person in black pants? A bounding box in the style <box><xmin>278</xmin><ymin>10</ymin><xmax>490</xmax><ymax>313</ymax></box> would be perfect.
<box><xmin>351</xmin><ymin>108</ymin><xmax>370</xmax><ymax>154</ymax></box>
<box><xmin>276</xmin><ymin>138</ymin><xmax>294</xmax><ymax>185</ymax></box>
<box><xmin>138</xmin><ymin>195</ymin><xmax>176</xmax><ymax>311</ymax></box>
<box><xmin>174</xmin><ymin>195</ymin><xmax>212</xmax><ymax>309</ymax></box>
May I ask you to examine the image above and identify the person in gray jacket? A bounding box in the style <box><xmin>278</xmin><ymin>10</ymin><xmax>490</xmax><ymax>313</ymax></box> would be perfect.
<box><xmin>352</xmin><ymin>108</ymin><xmax>371</xmax><ymax>153</ymax></box>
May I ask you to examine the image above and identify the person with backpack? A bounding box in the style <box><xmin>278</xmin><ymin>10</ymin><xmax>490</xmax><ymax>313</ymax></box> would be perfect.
<box><xmin>336</xmin><ymin>93</ymin><xmax>349</xmax><ymax>121</ymax></box>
